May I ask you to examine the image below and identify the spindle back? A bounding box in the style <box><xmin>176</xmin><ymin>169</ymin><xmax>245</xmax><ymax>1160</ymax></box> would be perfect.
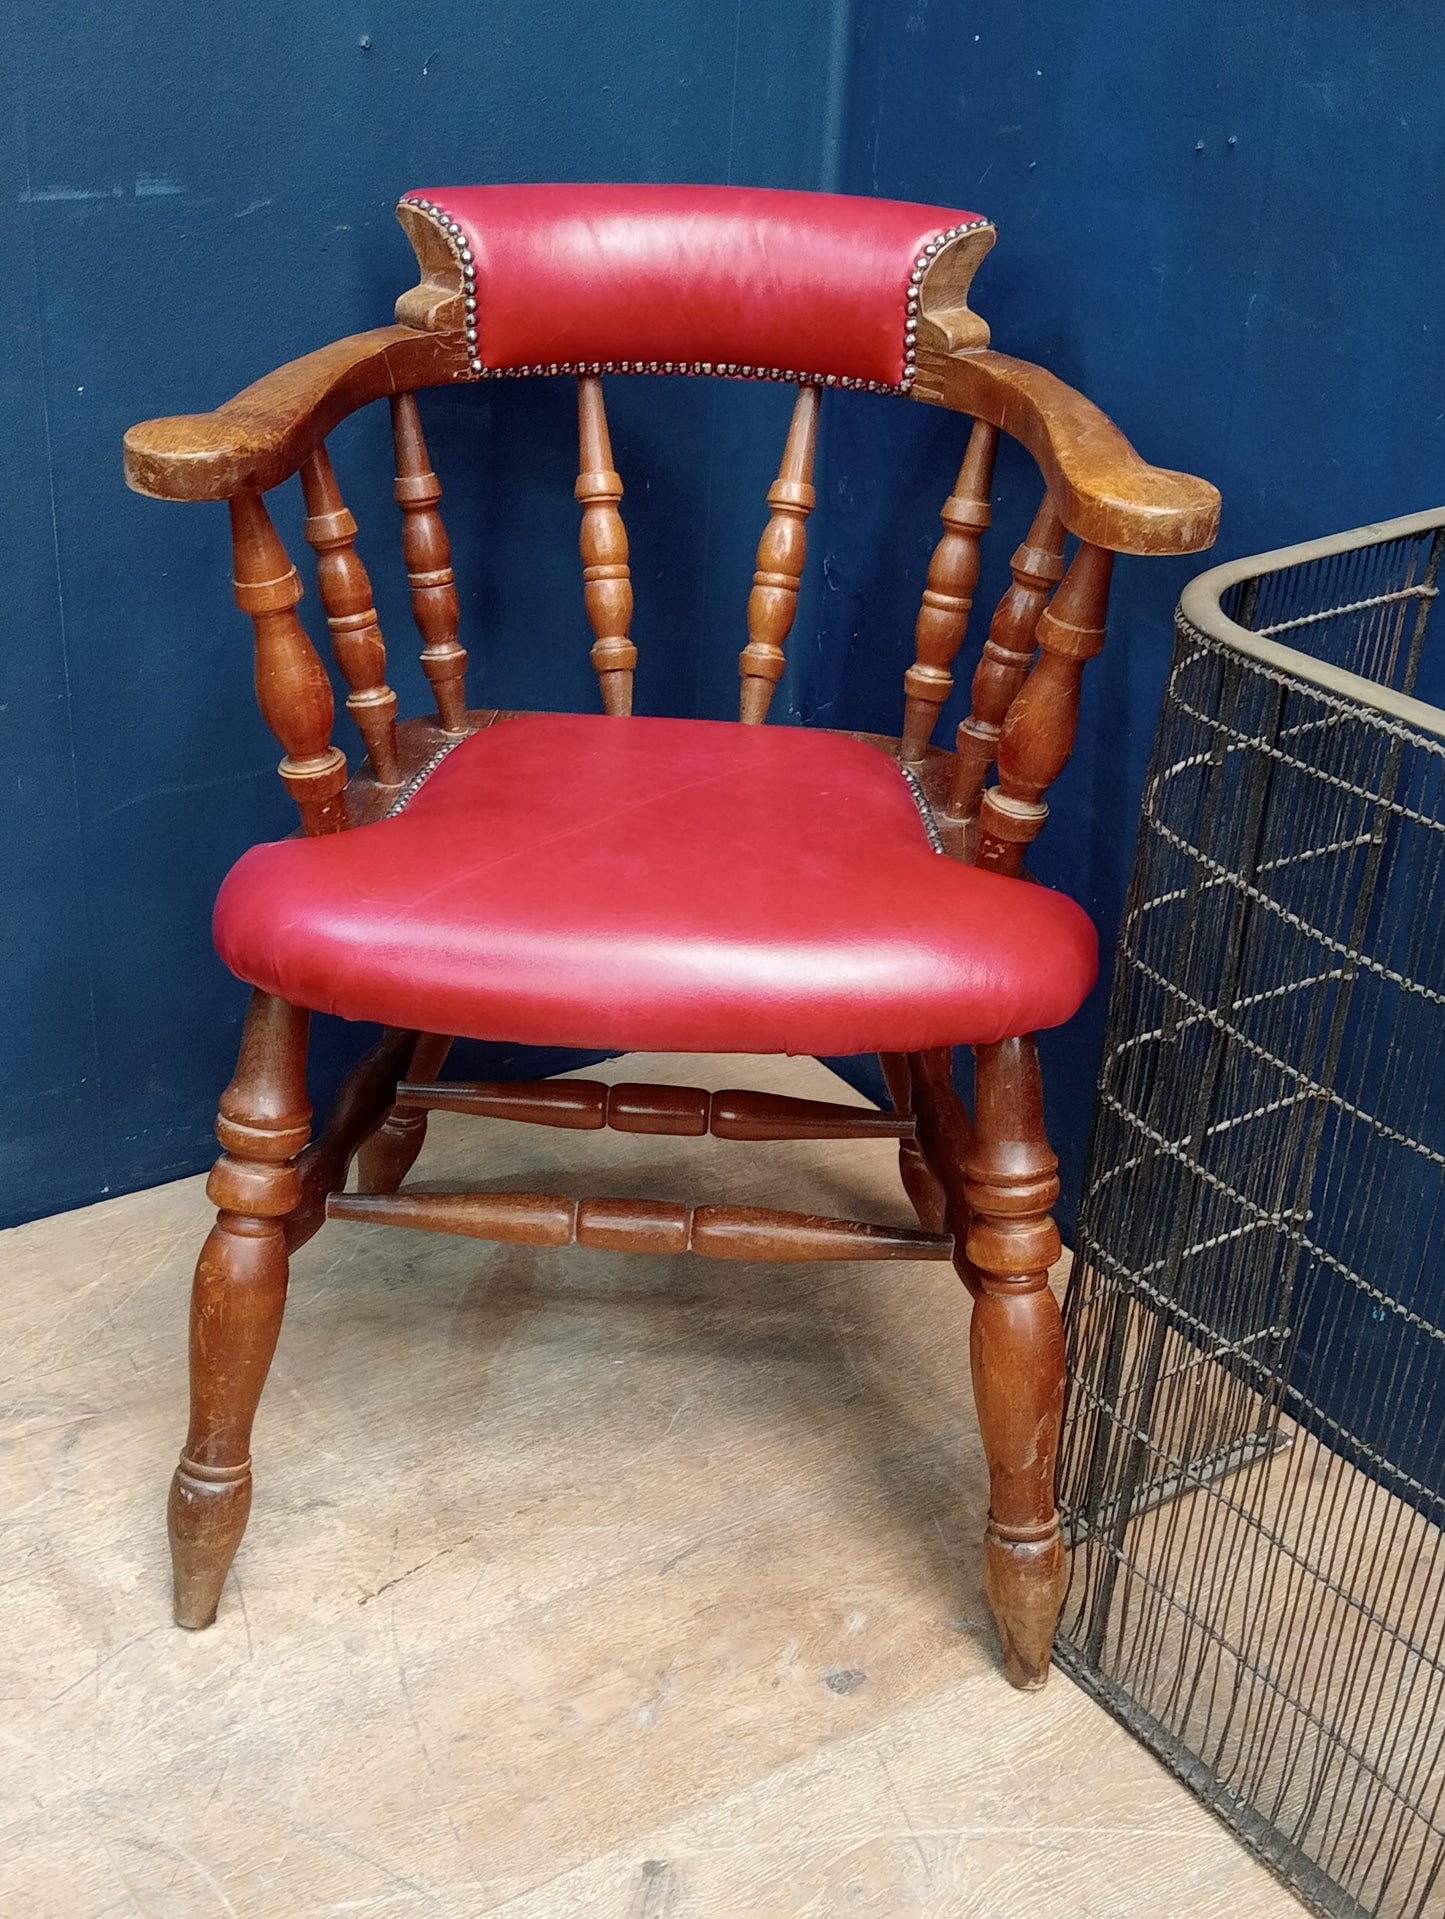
<box><xmin>124</xmin><ymin>185</ymin><xmax>1220</xmax><ymax>874</ymax></box>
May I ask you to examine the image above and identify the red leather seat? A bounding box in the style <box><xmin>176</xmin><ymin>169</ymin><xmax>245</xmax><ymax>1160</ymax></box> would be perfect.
<box><xmin>215</xmin><ymin>712</ymin><xmax>1097</xmax><ymax>1057</ymax></box>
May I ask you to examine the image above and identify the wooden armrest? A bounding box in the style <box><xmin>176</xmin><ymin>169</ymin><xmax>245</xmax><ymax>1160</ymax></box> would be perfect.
<box><xmin>125</xmin><ymin>319</ymin><xmax>1219</xmax><ymax>561</ymax></box>
<box><xmin>123</xmin><ymin>327</ymin><xmax>469</xmax><ymax>502</ymax></box>
<box><xmin>911</xmin><ymin>347</ymin><xmax>1219</xmax><ymax>557</ymax></box>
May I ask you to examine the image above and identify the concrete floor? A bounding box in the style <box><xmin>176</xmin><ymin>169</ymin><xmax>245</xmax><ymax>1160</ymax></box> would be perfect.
<box><xmin>1</xmin><ymin>1053</ymin><xmax>1303</xmax><ymax>1917</ymax></box>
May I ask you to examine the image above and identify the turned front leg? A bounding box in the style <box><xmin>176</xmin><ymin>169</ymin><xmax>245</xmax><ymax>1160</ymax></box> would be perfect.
<box><xmin>169</xmin><ymin>992</ymin><xmax>310</xmax><ymax>1628</ymax></box>
<box><xmin>964</xmin><ymin>1035</ymin><xmax>1067</xmax><ymax>1689</ymax></box>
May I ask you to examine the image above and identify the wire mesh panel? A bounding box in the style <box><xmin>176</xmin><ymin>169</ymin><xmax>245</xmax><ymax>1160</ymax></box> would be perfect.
<box><xmin>1056</xmin><ymin>510</ymin><xmax>1445</xmax><ymax>1919</ymax></box>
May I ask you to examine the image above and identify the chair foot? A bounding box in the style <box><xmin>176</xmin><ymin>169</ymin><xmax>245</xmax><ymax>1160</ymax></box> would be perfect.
<box><xmin>169</xmin><ymin>992</ymin><xmax>310</xmax><ymax>1629</ymax></box>
<box><xmin>356</xmin><ymin>1032</ymin><xmax>452</xmax><ymax>1194</ymax></box>
<box><xmin>168</xmin><ymin>1457</ymin><xmax>253</xmax><ymax>1628</ymax></box>
<box><xmin>965</xmin><ymin>1037</ymin><xmax>1068</xmax><ymax>1688</ymax></box>
<box><xmin>983</xmin><ymin>1520</ymin><xmax>1067</xmax><ymax>1690</ymax></box>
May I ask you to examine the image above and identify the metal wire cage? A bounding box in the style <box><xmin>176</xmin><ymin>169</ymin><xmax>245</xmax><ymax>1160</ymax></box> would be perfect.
<box><xmin>1056</xmin><ymin>508</ymin><xmax>1445</xmax><ymax>1919</ymax></box>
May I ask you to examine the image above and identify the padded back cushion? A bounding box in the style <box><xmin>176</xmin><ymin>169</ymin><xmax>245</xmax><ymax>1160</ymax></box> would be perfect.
<box><xmin>400</xmin><ymin>184</ymin><xmax>988</xmax><ymax>390</ymax></box>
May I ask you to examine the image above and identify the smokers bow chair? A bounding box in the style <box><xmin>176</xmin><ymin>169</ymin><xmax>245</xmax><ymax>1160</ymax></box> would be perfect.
<box><xmin>125</xmin><ymin>184</ymin><xmax>1218</xmax><ymax>1689</ymax></box>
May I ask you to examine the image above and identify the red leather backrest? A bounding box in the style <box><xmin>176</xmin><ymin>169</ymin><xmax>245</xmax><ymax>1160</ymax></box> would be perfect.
<box><xmin>400</xmin><ymin>184</ymin><xmax>990</xmax><ymax>393</ymax></box>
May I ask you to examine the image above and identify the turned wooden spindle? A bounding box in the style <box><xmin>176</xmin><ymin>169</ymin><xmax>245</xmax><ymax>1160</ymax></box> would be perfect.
<box><xmin>963</xmin><ymin>1036</ymin><xmax>1067</xmax><ymax>1689</ymax></box>
<box><xmin>900</xmin><ymin>421</ymin><xmax>998</xmax><ymax>763</ymax></box>
<box><xmin>739</xmin><ymin>383</ymin><xmax>821</xmax><ymax>723</ymax></box>
<box><xmin>394</xmin><ymin>1077</ymin><xmax>914</xmax><ymax>1141</ymax></box>
<box><xmin>229</xmin><ymin>491</ymin><xmax>349</xmax><ymax>835</ymax></box>
<box><xmin>391</xmin><ymin>392</ymin><xmax>469</xmax><ymax>734</ymax></box>
<box><xmin>576</xmin><ymin>377</ymin><xmax>637</xmax><ymax>715</ymax></box>
<box><xmin>975</xmin><ymin>541</ymin><xmax>1114</xmax><ymax>877</ymax></box>
<box><xmin>878</xmin><ymin>1053</ymin><xmax>950</xmax><ymax>1236</ymax></box>
<box><xmin>286</xmin><ymin>1026</ymin><xmax>419</xmax><ymax>1250</ymax></box>
<box><xmin>328</xmin><ymin>1189</ymin><xmax>953</xmax><ymax>1263</ymax></box>
<box><xmin>300</xmin><ymin>443</ymin><xmax>401</xmax><ymax>786</ymax></box>
<box><xmin>949</xmin><ymin>495</ymin><xmax>1067</xmax><ymax>824</ymax></box>
<box><xmin>168</xmin><ymin>992</ymin><xmax>311</xmax><ymax>1628</ymax></box>
<box><xmin>354</xmin><ymin>1032</ymin><xmax>453</xmax><ymax>1195</ymax></box>
<box><xmin>902</xmin><ymin>1048</ymin><xmax>985</xmax><ymax>1295</ymax></box>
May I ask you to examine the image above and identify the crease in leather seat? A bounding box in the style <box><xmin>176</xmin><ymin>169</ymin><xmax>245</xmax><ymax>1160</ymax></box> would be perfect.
<box><xmin>215</xmin><ymin>712</ymin><xmax>1098</xmax><ymax>1058</ymax></box>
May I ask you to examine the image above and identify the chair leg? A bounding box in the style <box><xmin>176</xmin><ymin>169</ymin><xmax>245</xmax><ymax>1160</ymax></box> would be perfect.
<box><xmin>286</xmin><ymin>1027</ymin><xmax>420</xmax><ymax>1251</ymax></box>
<box><xmin>355</xmin><ymin>1031</ymin><xmax>453</xmax><ymax>1195</ymax></box>
<box><xmin>168</xmin><ymin>991</ymin><xmax>311</xmax><ymax>1628</ymax></box>
<box><xmin>878</xmin><ymin>1052</ymin><xmax>949</xmax><ymax>1234</ymax></box>
<box><xmin>964</xmin><ymin>1036</ymin><xmax>1068</xmax><ymax>1689</ymax></box>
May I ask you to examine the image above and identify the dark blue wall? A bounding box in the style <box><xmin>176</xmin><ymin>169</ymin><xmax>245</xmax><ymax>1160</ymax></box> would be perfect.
<box><xmin>5</xmin><ymin>0</ymin><xmax>1443</xmax><ymax>1230</ymax></box>
<box><xmin>827</xmin><ymin>0</ymin><xmax>1445</xmax><ymax>1213</ymax></box>
<box><xmin>1</xmin><ymin>0</ymin><xmax>851</xmax><ymax>1225</ymax></box>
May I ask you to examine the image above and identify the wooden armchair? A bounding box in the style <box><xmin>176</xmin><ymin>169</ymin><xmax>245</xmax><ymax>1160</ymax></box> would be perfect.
<box><xmin>124</xmin><ymin>184</ymin><xmax>1218</xmax><ymax>1688</ymax></box>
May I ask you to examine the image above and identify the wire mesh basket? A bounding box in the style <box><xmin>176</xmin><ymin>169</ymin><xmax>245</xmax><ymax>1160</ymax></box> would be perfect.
<box><xmin>1056</xmin><ymin>508</ymin><xmax>1445</xmax><ymax>1919</ymax></box>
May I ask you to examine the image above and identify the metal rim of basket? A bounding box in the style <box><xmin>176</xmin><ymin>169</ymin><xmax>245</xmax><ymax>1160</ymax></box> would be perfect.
<box><xmin>1179</xmin><ymin>504</ymin><xmax>1445</xmax><ymax>741</ymax></box>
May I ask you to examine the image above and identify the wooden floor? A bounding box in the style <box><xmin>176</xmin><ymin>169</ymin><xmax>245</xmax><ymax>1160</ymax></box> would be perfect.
<box><xmin>1</xmin><ymin>1053</ymin><xmax>1304</xmax><ymax>1918</ymax></box>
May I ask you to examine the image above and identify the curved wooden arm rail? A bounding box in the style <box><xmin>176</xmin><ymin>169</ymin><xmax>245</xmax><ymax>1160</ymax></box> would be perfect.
<box><xmin>124</xmin><ymin>327</ymin><xmax>470</xmax><ymax>503</ymax></box>
<box><xmin>128</xmin><ymin>185</ymin><xmax>1220</xmax><ymax>1690</ymax></box>
<box><xmin>911</xmin><ymin>348</ymin><xmax>1218</xmax><ymax>556</ymax></box>
<box><xmin>124</xmin><ymin>328</ymin><xmax>1217</xmax><ymax>557</ymax></box>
